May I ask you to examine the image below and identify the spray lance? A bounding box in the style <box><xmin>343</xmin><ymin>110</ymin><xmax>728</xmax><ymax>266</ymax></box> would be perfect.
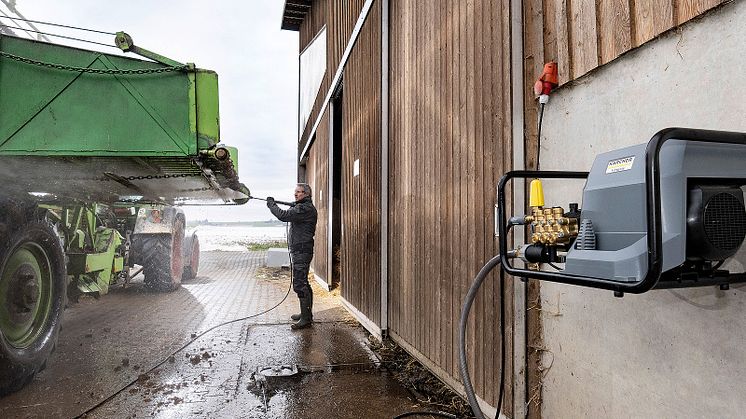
<box><xmin>249</xmin><ymin>196</ymin><xmax>296</xmax><ymax>207</ymax></box>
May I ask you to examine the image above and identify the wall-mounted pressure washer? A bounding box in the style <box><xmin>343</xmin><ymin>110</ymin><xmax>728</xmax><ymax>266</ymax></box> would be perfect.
<box><xmin>498</xmin><ymin>127</ymin><xmax>746</xmax><ymax>296</ymax></box>
<box><xmin>460</xmin><ymin>128</ymin><xmax>746</xmax><ymax>419</ymax></box>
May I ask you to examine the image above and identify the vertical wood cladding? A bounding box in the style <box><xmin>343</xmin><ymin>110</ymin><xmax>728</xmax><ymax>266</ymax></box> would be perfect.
<box><xmin>306</xmin><ymin>111</ymin><xmax>330</xmax><ymax>285</ymax></box>
<box><xmin>522</xmin><ymin>3</ymin><xmax>547</xmax><ymax>415</ymax></box>
<box><xmin>341</xmin><ymin>3</ymin><xmax>382</xmax><ymax>326</ymax></box>
<box><xmin>525</xmin><ymin>0</ymin><xmax>725</xmax><ymax>85</ymax></box>
<box><xmin>297</xmin><ymin>0</ymin><xmax>369</xmax><ymax>288</ymax></box>
<box><xmin>298</xmin><ymin>0</ymin><xmax>366</xmax><ymax>152</ymax></box>
<box><xmin>389</xmin><ymin>0</ymin><xmax>513</xmax><ymax>410</ymax></box>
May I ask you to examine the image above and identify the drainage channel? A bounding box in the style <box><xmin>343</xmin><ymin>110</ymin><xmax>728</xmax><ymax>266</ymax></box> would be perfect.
<box><xmin>250</xmin><ymin>361</ymin><xmax>387</xmax><ymax>413</ymax></box>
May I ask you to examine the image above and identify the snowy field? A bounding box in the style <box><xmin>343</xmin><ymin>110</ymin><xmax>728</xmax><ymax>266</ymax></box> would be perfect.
<box><xmin>190</xmin><ymin>225</ymin><xmax>288</xmax><ymax>251</ymax></box>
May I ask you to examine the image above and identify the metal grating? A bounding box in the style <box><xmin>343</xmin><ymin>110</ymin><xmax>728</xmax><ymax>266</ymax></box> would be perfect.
<box><xmin>704</xmin><ymin>192</ymin><xmax>746</xmax><ymax>251</ymax></box>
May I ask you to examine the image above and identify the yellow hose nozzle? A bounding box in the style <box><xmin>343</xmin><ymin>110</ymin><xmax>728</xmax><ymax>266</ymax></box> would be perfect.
<box><xmin>529</xmin><ymin>179</ymin><xmax>544</xmax><ymax>208</ymax></box>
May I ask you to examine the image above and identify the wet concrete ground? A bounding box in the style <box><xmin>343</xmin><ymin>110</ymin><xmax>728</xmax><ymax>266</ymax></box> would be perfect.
<box><xmin>0</xmin><ymin>251</ymin><xmax>420</xmax><ymax>418</ymax></box>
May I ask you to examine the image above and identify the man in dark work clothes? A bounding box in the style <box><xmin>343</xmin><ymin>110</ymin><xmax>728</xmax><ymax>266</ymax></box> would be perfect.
<box><xmin>266</xmin><ymin>183</ymin><xmax>318</xmax><ymax>329</ymax></box>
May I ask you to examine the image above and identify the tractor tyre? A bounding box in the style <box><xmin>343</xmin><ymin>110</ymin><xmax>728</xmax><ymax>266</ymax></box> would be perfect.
<box><xmin>141</xmin><ymin>217</ymin><xmax>185</xmax><ymax>292</ymax></box>
<box><xmin>0</xmin><ymin>217</ymin><xmax>67</xmax><ymax>396</ymax></box>
<box><xmin>182</xmin><ymin>234</ymin><xmax>200</xmax><ymax>281</ymax></box>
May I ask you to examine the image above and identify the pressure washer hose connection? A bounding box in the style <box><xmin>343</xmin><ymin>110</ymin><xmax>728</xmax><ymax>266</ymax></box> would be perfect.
<box><xmin>508</xmin><ymin>216</ymin><xmax>527</xmax><ymax>226</ymax></box>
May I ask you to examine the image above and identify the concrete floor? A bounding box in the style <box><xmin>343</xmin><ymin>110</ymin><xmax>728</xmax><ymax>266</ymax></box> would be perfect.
<box><xmin>0</xmin><ymin>251</ymin><xmax>420</xmax><ymax>418</ymax></box>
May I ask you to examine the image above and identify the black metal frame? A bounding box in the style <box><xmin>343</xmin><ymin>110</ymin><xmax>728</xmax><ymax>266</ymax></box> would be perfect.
<box><xmin>497</xmin><ymin>127</ymin><xmax>746</xmax><ymax>294</ymax></box>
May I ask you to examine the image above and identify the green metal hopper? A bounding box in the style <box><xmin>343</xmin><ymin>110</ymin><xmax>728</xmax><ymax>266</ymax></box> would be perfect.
<box><xmin>0</xmin><ymin>33</ymin><xmax>248</xmax><ymax>205</ymax></box>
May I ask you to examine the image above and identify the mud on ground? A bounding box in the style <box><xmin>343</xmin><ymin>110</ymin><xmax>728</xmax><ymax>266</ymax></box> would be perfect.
<box><xmin>368</xmin><ymin>337</ymin><xmax>475</xmax><ymax>419</ymax></box>
<box><xmin>0</xmin><ymin>251</ymin><xmax>424</xmax><ymax>419</ymax></box>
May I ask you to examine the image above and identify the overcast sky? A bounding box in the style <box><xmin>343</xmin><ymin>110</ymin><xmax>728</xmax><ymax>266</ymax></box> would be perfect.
<box><xmin>0</xmin><ymin>0</ymin><xmax>300</xmax><ymax>221</ymax></box>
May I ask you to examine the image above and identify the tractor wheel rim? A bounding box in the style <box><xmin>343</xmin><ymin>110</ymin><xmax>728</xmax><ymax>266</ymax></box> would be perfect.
<box><xmin>0</xmin><ymin>242</ymin><xmax>53</xmax><ymax>348</ymax></box>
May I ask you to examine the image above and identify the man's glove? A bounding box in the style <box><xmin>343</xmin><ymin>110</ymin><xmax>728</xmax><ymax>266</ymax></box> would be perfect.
<box><xmin>266</xmin><ymin>197</ymin><xmax>275</xmax><ymax>207</ymax></box>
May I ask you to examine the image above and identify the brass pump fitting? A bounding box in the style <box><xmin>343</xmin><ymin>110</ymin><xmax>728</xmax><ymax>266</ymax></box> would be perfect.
<box><xmin>526</xmin><ymin>179</ymin><xmax>580</xmax><ymax>245</ymax></box>
<box><xmin>530</xmin><ymin>206</ymin><xmax>578</xmax><ymax>245</ymax></box>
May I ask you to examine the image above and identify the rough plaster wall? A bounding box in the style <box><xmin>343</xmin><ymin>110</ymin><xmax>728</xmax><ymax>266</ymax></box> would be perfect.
<box><xmin>536</xmin><ymin>1</ymin><xmax>746</xmax><ymax>417</ymax></box>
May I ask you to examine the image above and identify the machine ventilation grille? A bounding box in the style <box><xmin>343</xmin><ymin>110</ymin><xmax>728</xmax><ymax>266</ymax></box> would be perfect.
<box><xmin>704</xmin><ymin>192</ymin><xmax>746</xmax><ymax>251</ymax></box>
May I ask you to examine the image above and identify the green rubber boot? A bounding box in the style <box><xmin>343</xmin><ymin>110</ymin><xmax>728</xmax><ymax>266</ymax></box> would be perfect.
<box><xmin>290</xmin><ymin>293</ymin><xmax>312</xmax><ymax>321</ymax></box>
<box><xmin>291</xmin><ymin>296</ymin><xmax>313</xmax><ymax>330</ymax></box>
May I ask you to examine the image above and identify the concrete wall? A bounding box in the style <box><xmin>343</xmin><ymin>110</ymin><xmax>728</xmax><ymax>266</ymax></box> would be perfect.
<box><xmin>536</xmin><ymin>1</ymin><xmax>746</xmax><ymax>417</ymax></box>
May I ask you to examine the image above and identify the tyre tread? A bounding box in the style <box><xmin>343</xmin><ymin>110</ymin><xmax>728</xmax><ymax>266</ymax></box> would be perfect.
<box><xmin>140</xmin><ymin>234</ymin><xmax>179</xmax><ymax>292</ymax></box>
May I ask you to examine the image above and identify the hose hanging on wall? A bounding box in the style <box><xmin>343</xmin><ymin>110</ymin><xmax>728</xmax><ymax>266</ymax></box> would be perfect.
<box><xmin>458</xmin><ymin>254</ymin><xmax>505</xmax><ymax>419</ymax></box>
<box><xmin>459</xmin><ymin>63</ymin><xmax>556</xmax><ymax>418</ymax></box>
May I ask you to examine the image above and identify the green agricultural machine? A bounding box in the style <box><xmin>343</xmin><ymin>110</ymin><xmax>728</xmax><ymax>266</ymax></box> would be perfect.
<box><xmin>0</xmin><ymin>33</ymin><xmax>249</xmax><ymax>394</ymax></box>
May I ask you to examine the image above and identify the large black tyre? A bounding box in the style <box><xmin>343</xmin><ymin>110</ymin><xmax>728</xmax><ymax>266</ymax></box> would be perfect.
<box><xmin>182</xmin><ymin>233</ymin><xmax>200</xmax><ymax>281</ymax></box>
<box><xmin>140</xmin><ymin>217</ymin><xmax>185</xmax><ymax>292</ymax></box>
<box><xmin>0</xmin><ymin>217</ymin><xmax>67</xmax><ymax>396</ymax></box>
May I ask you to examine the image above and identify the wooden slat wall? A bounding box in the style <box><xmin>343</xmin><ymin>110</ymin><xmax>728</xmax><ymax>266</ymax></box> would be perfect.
<box><xmin>529</xmin><ymin>0</ymin><xmax>726</xmax><ymax>85</ymax></box>
<box><xmin>298</xmin><ymin>0</ymin><xmax>366</xmax><ymax>153</ymax></box>
<box><xmin>341</xmin><ymin>3</ymin><xmax>382</xmax><ymax>325</ymax></box>
<box><xmin>298</xmin><ymin>1</ymin><xmax>369</xmax><ymax>286</ymax></box>
<box><xmin>389</xmin><ymin>0</ymin><xmax>513</xmax><ymax>411</ymax></box>
<box><xmin>306</xmin><ymin>112</ymin><xmax>330</xmax><ymax>284</ymax></box>
<box><xmin>523</xmin><ymin>2</ymin><xmax>547</xmax><ymax>417</ymax></box>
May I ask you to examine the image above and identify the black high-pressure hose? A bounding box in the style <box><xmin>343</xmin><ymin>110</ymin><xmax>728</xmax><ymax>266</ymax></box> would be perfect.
<box><xmin>393</xmin><ymin>254</ymin><xmax>505</xmax><ymax>419</ymax></box>
<box><xmin>74</xmin><ymin>222</ymin><xmax>294</xmax><ymax>418</ymax></box>
<box><xmin>411</xmin><ymin>87</ymin><xmax>544</xmax><ymax>419</ymax></box>
<box><xmin>459</xmin><ymin>254</ymin><xmax>505</xmax><ymax>419</ymax></box>
<box><xmin>74</xmin><ymin>281</ymin><xmax>294</xmax><ymax>418</ymax></box>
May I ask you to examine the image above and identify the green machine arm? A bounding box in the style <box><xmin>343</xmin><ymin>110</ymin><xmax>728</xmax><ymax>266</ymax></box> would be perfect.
<box><xmin>114</xmin><ymin>31</ymin><xmax>188</xmax><ymax>68</ymax></box>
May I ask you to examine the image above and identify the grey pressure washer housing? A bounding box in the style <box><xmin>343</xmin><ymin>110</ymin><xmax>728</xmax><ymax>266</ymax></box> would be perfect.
<box><xmin>497</xmin><ymin>128</ymin><xmax>746</xmax><ymax>294</ymax></box>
